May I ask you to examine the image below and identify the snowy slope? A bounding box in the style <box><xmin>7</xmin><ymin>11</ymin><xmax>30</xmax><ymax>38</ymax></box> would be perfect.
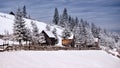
<box><xmin>0</xmin><ymin>12</ymin><xmax>63</xmax><ymax>34</ymax></box>
<box><xmin>0</xmin><ymin>50</ymin><xmax>120</xmax><ymax>68</ymax></box>
<box><xmin>0</xmin><ymin>12</ymin><xmax>64</xmax><ymax>46</ymax></box>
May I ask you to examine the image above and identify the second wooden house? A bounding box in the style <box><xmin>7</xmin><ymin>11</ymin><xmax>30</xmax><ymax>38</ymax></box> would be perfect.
<box><xmin>41</xmin><ymin>30</ymin><xmax>57</xmax><ymax>46</ymax></box>
<box><xmin>62</xmin><ymin>34</ymin><xmax>74</xmax><ymax>47</ymax></box>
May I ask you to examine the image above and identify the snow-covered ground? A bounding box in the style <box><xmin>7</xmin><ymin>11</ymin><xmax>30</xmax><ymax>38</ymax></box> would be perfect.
<box><xmin>0</xmin><ymin>50</ymin><xmax>120</xmax><ymax>68</ymax></box>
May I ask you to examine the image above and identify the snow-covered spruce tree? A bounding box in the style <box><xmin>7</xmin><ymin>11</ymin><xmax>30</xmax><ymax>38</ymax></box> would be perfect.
<box><xmin>83</xmin><ymin>21</ymin><xmax>94</xmax><ymax>46</ymax></box>
<box><xmin>98</xmin><ymin>28</ymin><xmax>116</xmax><ymax>49</ymax></box>
<box><xmin>22</xmin><ymin>5</ymin><xmax>27</xmax><ymax>18</ymax></box>
<box><xmin>52</xmin><ymin>28</ymin><xmax>58</xmax><ymax>44</ymax></box>
<box><xmin>24</xmin><ymin>27</ymin><xmax>32</xmax><ymax>45</ymax></box>
<box><xmin>46</xmin><ymin>25</ymin><xmax>51</xmax><ymax>31</ymax></box>
<box><xmin>79</xmin><ymin>19</ymin><xmax>86</xmax><ymax>45</ymax></box>
<box><xmin>75</xmin><ymin>17</ymin><xmax>79</xmax><ymax>26</ymax></box>
<box><xmin>13</xmin><ymin>8</ymin><xmax>27</xmax><ymax>45</ymax></box>
<box><xmin>91</xmin><ymin>23</ymin><xmax>100</xmax><ymax>38</ymax></box>
<box><xmin>28</xmin><ymin>14</ymin><xmax>31</xmax><ymax>19</ymax></box>
<box><xmin>62</xmin><ymin>28</ymin><xmax>71</xmax><ymax>39</ymax></box>
<box><xmin>110</xmin><ymin>32</ymin><xmax>120</xmax><ymax>43</ymax></box>
<box><xmin>116</xmin><ymin>40</ymin><xmax>120</xmax><ymax>49</ymax></box>
<box><xmin>73</xmin><ymin>23</ymin><xmax>84</xmax><ymax>45</ymax></box>
<box><xmin>68</xmin><ymin>15</ymin><xmax>72</xmax><ymax>30</ymax></box>
<box><xmin>59</xmin><ymin>8</ymin><xmax>69</xmax><ymax>28</ymax></box>
<box><xmin>68</xmin><ymin>16</ymin><xmax>76</xmax><ymax>31</ymax></box>
<box><xmin>63</xmin><ymin>8</ymin><xmax>69</xmax><ymax>28</ymax></box>
<box><xmin>31</xmin><ymin>21</ymin><xmax>39</xmax><ymax>45</ymax></box>
<box><xmin>53</xmin><ymin>8</ymin><xmax>59</xmax><ymax>25</ymax></box>
<box><xmin>70</xmin><ymin>17</ymin><xmax>79</xmax><ymax>31</ymax></box>
<box><xmin>107</xmin><ymin>31</ymin><xmax>117</xmax><ymax>49</ymax></box>
<box><xmin>98</xmin><ymin>28</ymin><xmax>106</xmax><ymax>46</ymax></box>
<box><xmin>52</xmin><ymin>28</ymin><xmax>57</xmax><ymax>37</ymax></box>
<box><xmin>58</xmin><ymin>14</ymin><xmax>64</xmax><ymax>27</ymax></box>
<box><xmin>73</xmin><ymin>19</ymin><xmax>94</xmax><ymax>47</ymax></box>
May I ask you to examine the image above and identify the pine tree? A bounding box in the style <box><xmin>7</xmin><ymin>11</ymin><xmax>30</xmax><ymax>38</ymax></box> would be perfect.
<box><xmin>116</xmin><ymin>39</ymin><xmax>120</xmax><ymax>49</ymax></box>
<box><xmin>31</xmin><ymin>21</ymin><xmax>39</xmax><ymax>44</ymax></box>
<box><xmin>75</xmin><ymin>17</ymin><xmax>79</xmax><ymax>25</ymax></box>
<box><xmin>24</xmin><ymin>27</ymin><xmax>32</xmax><ymax>45</ymax></box>
<box><xmin>70</xmin><ymin>17</ymin><xmax>78</xmax><ymax>31</ymax></box>
<box><xmin>68</xmin><ymin>16</ymin><xmax>72</xmax><ymax>31</ymax></box>
<box><xmin>13</xmin><ymin>8</ymin><xmax>26</xmax><ymax>45</ymax></box>
<box><xmin>98</xmin><ymin>28</ymin><xmax>116</xmax><ymax>49</ymax></box>
<box><xmin>59</xmin><ymin>8</ymin><xmax>69</xmax><ymax>28</ymax></box>
<box><xmin>23</xmin><ymin>5</ymin><xmax>27</xmax><ymax>18</ymax></box>
<box><xmin>62</xmin><ymin>8</ymin><xmax>69</xmax><ymax>28</ymax></box>
<box><xmin>28</xmin><ymin>14</ymin><xmax>31</xmax><ymax>19</ymax></box>
<box><xmin>68</xmin><ymin>16</ymin><xmax>72</xmax><ymax>24</ymax></box>
<box><xmin>52</xmin><ymin>28</ymin><xmax>58</xmax><ymax>38</ymax></box>
<box><xmin>62</xmin><ymin>28</ymin><xmax>71</xmax><ymax>39</ymax></box>
<box><xmin>52</xmin><ymin>28</ymin><xmax>58</xmax><ymax>44</ymax></box>
<box><xmin>73</xmin><ymin>20</ymin><xmax>94</xmax><ymax>47</ymax></box>
<box><xmin>52</xmin><ymin>28</ymin><xmax>57</xmax><ymax>37</ymax></box>
<box><xmin>84</xmin><ymin>21</ymin><xmax>94</xmax><ymax>46</ymax></box>
<box><xmin>59</xmin><ymin>14</ymin><xmax>64</xmax><ymax>27</ymax></box>
<box><xmin>73</xmin><ymin>22</ymin><xmax>85</xmax><ymax>47</ymax></box>
<box><xmin>73</xmin><ymin>22</ymin><xmax>80</xmax><ymax>43</ymax></box>
<box><xmin>53</xmin><ymin>8</ymin><xmax>59</xmax><ymax>25</ymax></box>
<box><xmin>91</xmin><ymin>23</ymin><xmax>100</xmax><ymax>38</ymax></box>
<box><xmin>46</xmin><ymin>25</ymin><xmax>51</xmax><ymax>31</ymax></box>
<box><xmin>111</xmin><ymin>32</ymin><xmax>120</xmax><ymax>43</ymax></box>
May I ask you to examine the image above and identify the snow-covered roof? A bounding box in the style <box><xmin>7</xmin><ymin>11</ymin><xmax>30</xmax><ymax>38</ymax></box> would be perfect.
<box><xmin>68</xmin><ymin>33</ymin><xmax>74</xmax><ymax>39</ymax></box>
<box><xmin>43</xmin><ymin>30</ymin><xmax>56</xmax><ymax>38</ymax></box>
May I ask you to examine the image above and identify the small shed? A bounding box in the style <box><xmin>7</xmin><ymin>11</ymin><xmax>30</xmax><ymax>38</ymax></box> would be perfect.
<box><xmin>62</xmin><ymin>34</ymin><xmax>74</xmax><ymax>47</ymax></box>
<box><xmin>62</xmin><ymin>39</ymin><xmax>74</xmax><ymax>47</ymax></box>
<box><xmin>41</xmin><ymin>30</ymin><xmax>57</xmax><ymax>45</ymax></box>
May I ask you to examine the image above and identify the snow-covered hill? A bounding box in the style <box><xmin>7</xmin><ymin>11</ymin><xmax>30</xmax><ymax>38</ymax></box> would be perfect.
<box><xmin>0</xmin><ymin>50</ymin><xmax>120</xmax><ymax>68</ymax></box>
<box><xmin>0</xmin><ymin>12</ymin><xmax>65</xmax><ymax>46</ymax></box>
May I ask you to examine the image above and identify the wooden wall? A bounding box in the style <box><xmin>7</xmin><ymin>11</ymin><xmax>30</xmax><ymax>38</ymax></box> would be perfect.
<box><xmin>62</xmin><ymin>39</ymin><xmax>73</xmax><ymax>47</ymax></box>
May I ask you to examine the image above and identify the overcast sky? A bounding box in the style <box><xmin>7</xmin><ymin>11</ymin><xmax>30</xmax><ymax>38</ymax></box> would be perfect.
<box><xmin>0</xmin><ymin>0</ymin><xmax>120</xmax><ymax>32</ymax></box>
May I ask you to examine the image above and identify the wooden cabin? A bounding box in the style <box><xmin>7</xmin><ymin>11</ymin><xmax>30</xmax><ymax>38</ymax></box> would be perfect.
<box><xmin>62</xmin><ymin>39</ymin><xmax>74</xmax><ymax>47</ymax></box>
<box><xmin>41</xmin><ymin>30</ymin><xmax>57</xmax><ymax>45</ymax></box>
<box><xmin>62</xmin><ymin>34</ymin><xmax>74</xmax><ymax>47</ymax></box>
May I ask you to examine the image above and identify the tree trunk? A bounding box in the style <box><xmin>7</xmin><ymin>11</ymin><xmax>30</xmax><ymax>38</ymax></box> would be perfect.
<box><xmin>19</xmin><ymin>40</ymin><xmax>22</xmax><ymax>50</ymax></box>
<box><xmin>19</xmin><ymin>40</ymin><xmax>22</xmax><ymax>46</ymax></box>
<box><xmin>26</xmin><ymin>41</ymin><xmax>27</xmax><ymax>45</ymax></box>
